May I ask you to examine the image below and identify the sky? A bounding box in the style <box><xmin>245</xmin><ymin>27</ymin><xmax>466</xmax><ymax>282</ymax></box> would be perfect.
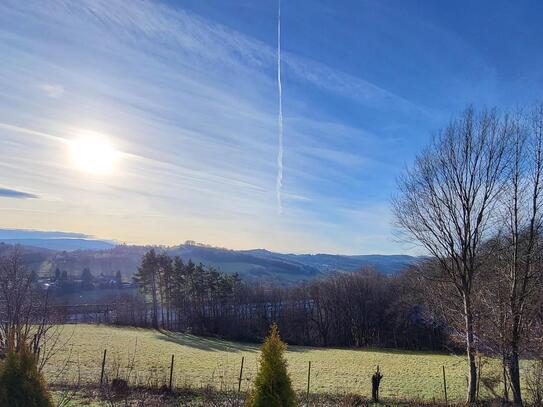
<box><xmin>1</xmin><ymin>0</ymin><xmax>542</xmax><ymax>254</ymax></box>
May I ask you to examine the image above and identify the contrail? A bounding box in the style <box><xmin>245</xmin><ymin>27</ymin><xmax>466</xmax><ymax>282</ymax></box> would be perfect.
<box><xmin>276</xmin><ymin>0</ymin><xmax>283</xmax><ymax>214</ymax></box>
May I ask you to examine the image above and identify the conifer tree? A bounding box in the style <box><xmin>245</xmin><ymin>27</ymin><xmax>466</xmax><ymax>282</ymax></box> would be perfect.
<box><xmin>133</xmin><ymin>249</ymin><xmax>160</xmax><ymax>328</ymax></box>
<box><xmin>0</xmin><ymin>345</ymin><xmax>53</xmax><ymax>407</ymax></box>
<box><xmin>247</xmin><ymin>324</ymin><xmax>296</xmax><ymax>407</ymax></box>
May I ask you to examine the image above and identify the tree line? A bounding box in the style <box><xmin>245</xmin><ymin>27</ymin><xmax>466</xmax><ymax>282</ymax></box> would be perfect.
<box><xmin>124</xmin><ymin>250</ymin><xmax>446</xmax><ymax>351</ymax></box>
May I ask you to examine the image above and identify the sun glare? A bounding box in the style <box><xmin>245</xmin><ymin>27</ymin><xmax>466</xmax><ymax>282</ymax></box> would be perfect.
<box><xmin>69</xmin><ymin>132</ymin><xmax>117</xmax><ymax>175</ymax></box>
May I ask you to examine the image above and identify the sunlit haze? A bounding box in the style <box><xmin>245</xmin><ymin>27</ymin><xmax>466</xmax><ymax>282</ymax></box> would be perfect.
<box><xmin>69</xmin><ymin>132</ymin><xmax>118</xmax><ymax>175</ymax></box>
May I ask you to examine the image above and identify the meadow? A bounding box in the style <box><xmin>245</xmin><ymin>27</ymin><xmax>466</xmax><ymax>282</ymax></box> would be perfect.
<box><xmin>45</xmin><ymin>324</ymin><xmax>503</xmax><ymax>403</ymax></box>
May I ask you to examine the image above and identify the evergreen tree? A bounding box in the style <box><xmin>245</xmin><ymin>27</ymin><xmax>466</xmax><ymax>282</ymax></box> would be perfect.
<box><xmin>247</xmin><ymin>324</ymin><xmax>296</xmax><ymax>407</ymax></box>
<box><xmin>115</xmin><ymin>270</ymin><xmax>122</xmax><ymax>287</ymax></box>
<box><xmin>0</xmin><ymin>345</ymin><xmax>53</xmax><ymax>407</ymax></box>
<box><xmin>133</xmin><ymin>249</ymin><xmax>160</xmax><ymax>328</ymax></box>
<box><xmin>157</xmin><ymin>252</ymin><xmax>174</xmax><ymax>328</ymax></box>
<box><xmin>81</xmin><ymin>267</ymin><xmax>93</xmax><ymax>289</ymax></box>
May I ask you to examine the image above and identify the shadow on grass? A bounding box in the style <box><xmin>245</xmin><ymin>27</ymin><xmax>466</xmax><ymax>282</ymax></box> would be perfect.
<box><xmin>156</xmin><ymin>330</ymin><xmax>261</xmax><ymax>353</ymax></box>
<box><xmin>291</xmin><ymin>344</ymin><xmax>461</xmax><ymax>358</ymax></box>
<box><xmin>155</xmin><ymin>330</ymin><xmax>311</xmax><ymax>353</ymax></box>
<box><xmin>85</xmin><ymin>324</ymin><xmax>448</xmax><ymax>357</ymax></box>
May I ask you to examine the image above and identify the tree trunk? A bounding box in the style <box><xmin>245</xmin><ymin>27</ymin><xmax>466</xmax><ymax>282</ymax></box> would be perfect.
<box><xmin>502</xmin><ymin>352</ymin><xmax>509</xmax><ymax>402</ymax></box>
<box><xmin>464</xmin><ymin>295</ymin><xmax>477</xmax><ymax>403</ymax></box>
<box><xmin>151</xmin><ymin>274</ymin><xmax>159</xmax><ymax>329</ymax></box>
<box><xmin>509</xmin><ymin>337</ymin><xmax>522</xmax><ymax>405</ymax></box>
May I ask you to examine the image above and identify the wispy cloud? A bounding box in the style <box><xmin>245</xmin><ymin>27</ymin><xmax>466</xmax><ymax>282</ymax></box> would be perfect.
<box><xmin>284</xmin><ymin>55</ymin><xmax>426</xmax><ymax>114</ymax></box>
<box><xmin>0</xmin><ymin>122</ymin><xmax>69</xmax><ymax>143</ymax></box>
<box><xmin>2</xmin><ymin>0</ymin><xmax>419</xmax><ymax>113</ymax></box>
<box><xmin>0</xmin><ymin>187</ymin><xmax>38</xmax><ymax>199</ymax></box>
<box><xmin>276</xmin><ymin>0</ymin><xmax>284</xmax><ymax>214</ymax></box>
<box><xmin>0</xmin><ymin>228</ymin><xmax>87</xmax><ymax>239</ymax></box>
<box><xmin>38</xmin><ymin>83</ymin><xmax>64</xmax><ymax>98</ymax></box>
<box><xmin>0</xmin><ymin>0</ymin><xmax>424</xmax><ymax>253</ymax></box>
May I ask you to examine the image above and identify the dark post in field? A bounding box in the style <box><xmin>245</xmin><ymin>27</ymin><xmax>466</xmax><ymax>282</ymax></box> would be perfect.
<box><xmin>306</xmin><ymin>361</ymin><xmax>311</xmax><ymax>406</ymax></box>
<box><xmin>371</xmin><ymin>365</ymin><xmax>383</xmax><ymax>402</ymax></box>
<box><xmin>237</xmin><ymin>356</ymin><xmax>245</xmax><ymax>407</ymax></box>
<box><xmin>442</xmin><ymin>365</ymin><xmax>448</xmax><ymax>406</ymax></box>
<box><xmin>100</xmin><ymin>349</ymin><xmax>107</xmax><ymax>386</ymax></box>
<box><xmin>476</xmin><ymin>355</ymin><xmax>481</xmax><ymax>400</ymax></box>
<box><xmin>238</xmin><ymin>356</ymin><xmax>245</xmax><ymax>392</ymax></box>
<box><xmin>169</xmin><ymin>354</ymin><xmax>175</xmax><ymax>390</ymax></box>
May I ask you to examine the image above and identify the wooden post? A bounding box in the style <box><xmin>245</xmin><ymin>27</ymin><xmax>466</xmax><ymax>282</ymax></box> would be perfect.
<box><xmin>442</xmin><ymin>365</ymin><xmax>448</xmax><ymax>406</ymax></box>
<box><xmin>476</xmin><ymin>354</ymin><xmax>481</xmax><ymax>400</ymax></box>
<box><xmin>169</xmin><ymin>354</ymin><xmax>175</xmax><ymax>390</ymax></box>
<box><xmin>238</xmin><ymin>356</ymin><xmax>245</xmax><ymax>393</ymax></box>
<box><xmin>237</xmin><ymin>356</ymin><xmax>245</xmax><ymax>407</ymax></box>
<box><xmin>100</xmin><ymin>349</ymin><xmax>107</xmax><ymax>386</ymax></box>
<box><xmin>502</xmin><ymin>357</ymin><xmax>509</xmax><ymax>402</ymax></box>
<box><xmin>306</xmin><ymin>361</ymin><xmax>311</xmax><ymax>406</ymax></box>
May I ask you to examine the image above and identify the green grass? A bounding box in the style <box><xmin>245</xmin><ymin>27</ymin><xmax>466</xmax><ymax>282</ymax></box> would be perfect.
<box><xmin>45</xmin><ymin>324</ymin><xmax>500</xmax><ymax>403</ymax></box>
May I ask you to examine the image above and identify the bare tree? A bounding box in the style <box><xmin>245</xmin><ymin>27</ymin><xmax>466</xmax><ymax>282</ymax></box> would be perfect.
<box><xmin>392</xmin><ymin>107</ymin><xmax>509</xmax><ymax>403</ymax></box>
<box><xmin>476</xmin><ymin>239</ymin><xmax>512</xmax><ymax>401</ymax></box>
<box><xmin>0</xmin><ymin>249</ymin><xmax>65</xmax><ymax>369</ymax></box>
<box><xmin>492</xmin><ymin>106</ymin><xmax>543</xmax><ymax>405</ymax></box>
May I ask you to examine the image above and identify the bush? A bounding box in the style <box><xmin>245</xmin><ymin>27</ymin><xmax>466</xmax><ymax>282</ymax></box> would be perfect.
<box><xmin>341</xmin><ymin>393</ymin><xmax>366</xmax><ymax>406</ymax></box>
<box><xmin>247</xmin><ymin>324</ymin><xmax>296</xmax><ymax>407</ymax></box>
<box><xmin>527</xmin><ymin>360</ymin><xmax>543</xmax><ymax>406</ymax></box>
<box><xmin>0</xmin><ymin>346</ymin><xmax>53</xmax><ymax>407</ymax></box>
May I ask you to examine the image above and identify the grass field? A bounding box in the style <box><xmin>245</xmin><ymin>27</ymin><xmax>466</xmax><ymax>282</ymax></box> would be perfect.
<box><xmin>45</xmin><ymin>324</ymin><xmax>502</xmax><ymax>403</ymax></box>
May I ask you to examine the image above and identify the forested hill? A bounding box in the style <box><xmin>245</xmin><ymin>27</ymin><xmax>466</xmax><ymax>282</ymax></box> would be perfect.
<box><xmin>0</xmin><ymin>241</ymin><xmax>418</xmax><ymax>283</ymax></box>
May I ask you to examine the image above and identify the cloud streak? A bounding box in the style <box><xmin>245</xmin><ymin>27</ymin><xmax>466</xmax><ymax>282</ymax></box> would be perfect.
<box><xmin>0</xmin><ymin>187</ymin><xmax>38</xmax><ymax>199</ymax></box>
<box><xmin>38</xmin><ymin>83</ymin><xmax>64</xmax><ymax>98</ymax></box>
<box><xmin>276</xmin><ymin>0</ymin><xmax>283</xmax><ymax>214</ymax></box>
<box><xmin>0</xmin><ymin>228</ymin><xmax>87</xmax><ymax>239</ymax></box>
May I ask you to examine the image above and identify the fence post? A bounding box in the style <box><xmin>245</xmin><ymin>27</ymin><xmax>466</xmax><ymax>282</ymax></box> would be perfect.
<box><xmin>306</xmin><ymin>361</ymin><xmax>311</xmax><ymax>406</ymax></box>
<box><xmin>100</xmin><ymin>349</ymin><xmax>107</xmax><ymax>386</ymax></box>
<box><xmin>169</xmin><ymin>354</ymin><xmax>175</xmax><ymax>390</ymax></box>
<box><xmin>476</xmin><ymin>354</ymin><xmax>482</xmax><ymax>400</ymax></box>
<box><xmin>237</xmin><ymin>356</ymin><xmax>245</xmax><ymax>407</ymax></box>
<box><xmin>442</xmin><ymin>365</ymin><xmax>448</xmax><ymax>406</ymax></box>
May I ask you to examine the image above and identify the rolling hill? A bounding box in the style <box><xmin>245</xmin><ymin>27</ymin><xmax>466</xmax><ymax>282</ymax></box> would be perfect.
<box><xmin>0</xmin><ymin>240</ymin><xmax>418</xmax><ymax>283</ymax></box>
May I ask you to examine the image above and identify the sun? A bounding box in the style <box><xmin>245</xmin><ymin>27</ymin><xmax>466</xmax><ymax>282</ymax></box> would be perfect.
<box><xmin>69</xmin><ymin>132</ymin><xmax>118</xmax><ymax>174</ymax></box>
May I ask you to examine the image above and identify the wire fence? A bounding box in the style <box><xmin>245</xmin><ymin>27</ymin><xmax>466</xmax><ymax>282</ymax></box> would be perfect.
<box><xmin>42</xmin><ymin>342</ymin><xmax>502</xmax><ymax>404</ymax></box>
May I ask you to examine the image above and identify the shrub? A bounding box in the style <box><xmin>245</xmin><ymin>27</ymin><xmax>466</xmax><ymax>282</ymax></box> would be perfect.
<box><xmin>527</xmin><ymin>360</ymin><xmax>543</xmax><ymax>406</ymax></box>
<box><xmin>341</xmin><ymin>393</ymin><xmax>366</xmax><ymax>406</ymax></box>
<box><xmin>247</xmin><ymin>324</ymin><xmax>296</xmax><ymax>407</ymax></box>
<box><xmin>0</xmin><ymin>345</ymin><xmax>53</xmax><ymax>407</ymax></box>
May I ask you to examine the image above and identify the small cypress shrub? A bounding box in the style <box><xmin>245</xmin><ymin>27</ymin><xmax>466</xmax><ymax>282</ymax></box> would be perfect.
<box><xmin>247</xmin><ymin>323</ymin><xmax>296</xmax><ymax>407</ymax></box>
<box><xmin>0</xmin><ymin>345</ymin><xmax>53</xmax><ymax>407</ymax></box>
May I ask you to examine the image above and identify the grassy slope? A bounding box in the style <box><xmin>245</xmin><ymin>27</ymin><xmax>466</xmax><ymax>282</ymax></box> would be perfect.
<box><xmin>46</xmin><ymin>324</ymin><xmax>500</xmax><ymax>402</ymax></box>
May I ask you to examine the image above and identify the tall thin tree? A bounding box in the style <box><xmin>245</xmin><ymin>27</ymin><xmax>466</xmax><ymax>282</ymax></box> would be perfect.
<box><xmin>392</xmin><ymin>107</ymin><xmax>509</xmax><ymax>403</ymax></box>
<box><xmin>497</xmin><ymin>106</ymin><xmax>543</xmax><ymax>405</ymax></box>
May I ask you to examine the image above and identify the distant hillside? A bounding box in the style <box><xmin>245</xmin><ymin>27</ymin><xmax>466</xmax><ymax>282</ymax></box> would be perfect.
<box><xmin>0</xmin><ymin>241</ymin><xmax>419</xmax><ymax>284</ymax></box>
<box><xmin>0</xmin><ymin>238</ymin><xmax>115</xmax><ymax>251</ymax></box>
<box><xmin>241</xmin><ymin>250</ymin><xmax>417</xmax><ymax>276</ymax></box>
<box><xmin>0</xmin><ymin>229</ymin><xmax>115</xmax><ymax>251</ymax></box>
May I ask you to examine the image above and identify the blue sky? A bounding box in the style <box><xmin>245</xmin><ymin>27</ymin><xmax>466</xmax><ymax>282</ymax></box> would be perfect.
<box><xmin>0</xmin><ymin>0</ymin><xmax>542</xmax><ymax>254</ymax></box>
